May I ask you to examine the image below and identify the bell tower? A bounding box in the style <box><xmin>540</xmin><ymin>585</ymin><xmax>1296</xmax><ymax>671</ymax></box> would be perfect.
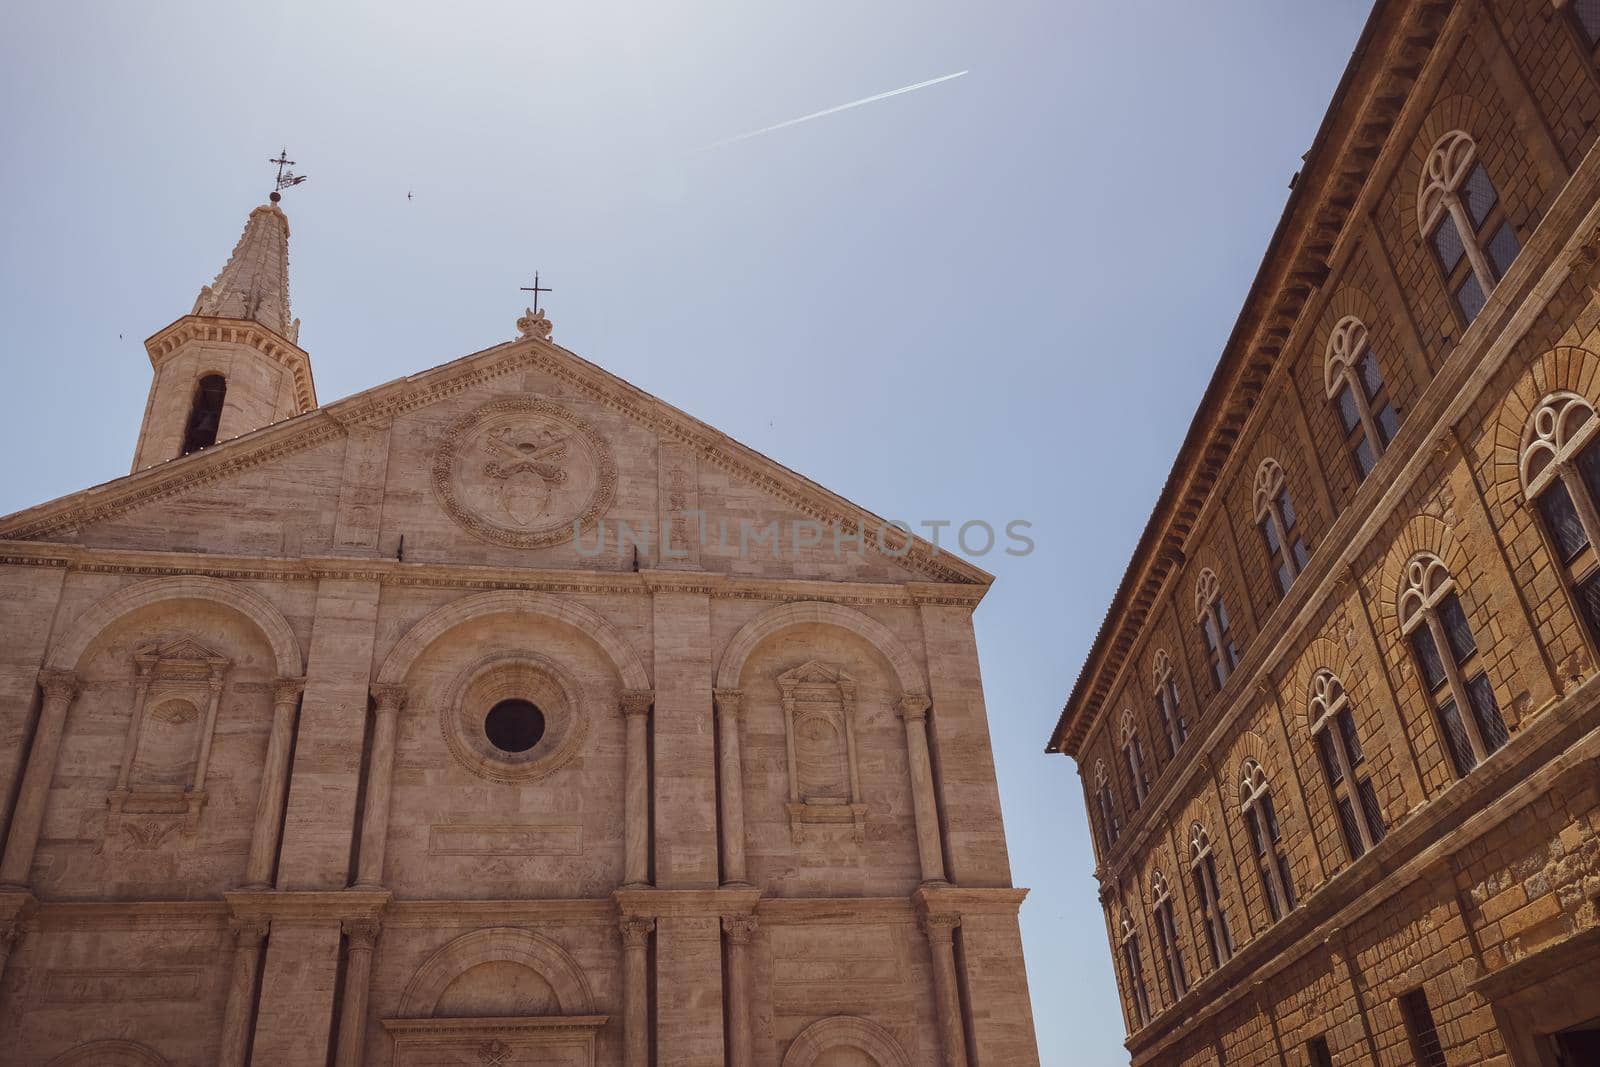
<box><xmin>132</xmin><ymin>188</ymin><xmax>316</xmax><ymax>472</ymax></box>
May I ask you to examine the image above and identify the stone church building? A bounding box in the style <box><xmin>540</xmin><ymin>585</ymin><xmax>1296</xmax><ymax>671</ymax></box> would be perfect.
<box><xmin>1049</xmin><ymin>0</ymin><xmax>1600</xmax><ymax>1064</ymax></box>
<box><xmin>0</xmin><ymin>184</ymin><xmax>1037</xmax><ymax>1063</ymax></box>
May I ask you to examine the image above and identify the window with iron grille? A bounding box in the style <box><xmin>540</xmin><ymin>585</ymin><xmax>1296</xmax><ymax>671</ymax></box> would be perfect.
<box><xmin>1118</xmin><ymin>911</ymin><xmax>1152</xmax><ymax>1028</ymax></box>
<box><xmin>1152</xmin><ymin>650</ymin><xmax>1189</xmax><ymax>759</ymax></box>
<box><xmin>1520</xmin><ymin>392</ymin><xmax>1600</xmax><ymax>648</ymax></box>
<box><xmin>1189</xmin><ymin>823</ymin><xmax>1234</xmax><ymax>969</ymax></box>
<box><xmin>1308</xmin><ymin>670</ymin><xmax>1386</xmax><ymax>861</ymax></box>
<box><xmin>1398</xmin><ymin>988</ymin><xmax>1448</xmax><ymax>1067</ymax></box>
<box><xmin>1417</xmin><ymin>131</ymin><xmax>1521</xmax><ymax>325</ymax></box>
<box><xmin>1195</xmin><ymin>569</ymin><xmax>1241</xmax><ymax>692</ymax></box>
<box><xmin>1324</xmin><ymin>317</ymin><xmax>1402</xmax><ymax>482</ymax></box>
<box><xmin>1151</xmin><ymin>872</ymin><xmax>1188</xmax><ymax>1002</ymax></box>
<box><xmin>1399</xmin><ymin>554</ymin><xmax>1510</xmax><ymax>778</ymax></box>
<box><xmin>1240</xmin><ymin>758</ymin><xmax>1296</xmax><ymax>922</ymax></box>
<box><xmin>1254</xmin><ymin>459</ymin><xmax>1311</xmax><ymax>597</ymax></box>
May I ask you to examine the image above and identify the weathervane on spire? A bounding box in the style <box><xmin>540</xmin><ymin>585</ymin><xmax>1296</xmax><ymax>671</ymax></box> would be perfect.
<box><xmin>517</xmin><ymin>271</ymin><xmax>554</xmax><ymax>341</ymax></box>
<box><xmin>268</xmin><ymin>147</ymin><xmax>308</xmax><ymax>203</ymax></box>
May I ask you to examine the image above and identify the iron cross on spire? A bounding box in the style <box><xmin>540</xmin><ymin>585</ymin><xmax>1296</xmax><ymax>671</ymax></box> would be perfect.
<box><xmin>268</xmin><ymin>148</ymin><xmax>308</xmax><ymax>202</ymax></box>
<box><xmin>520</xmin><ymin>271</ymin><xmax>552</xmax><ymax>314</ymax></box>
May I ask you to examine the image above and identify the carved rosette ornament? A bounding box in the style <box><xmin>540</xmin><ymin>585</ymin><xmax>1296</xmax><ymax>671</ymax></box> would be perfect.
<box><xmin>433</xmin><ymin>396</ymin><xmax>616</xmax><ymax>550</ymax></box>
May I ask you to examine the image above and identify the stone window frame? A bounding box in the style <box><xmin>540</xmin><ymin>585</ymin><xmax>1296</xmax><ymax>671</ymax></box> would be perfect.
<box><xmin>1324</xmin><ymin>316</ymin><xmax>1402</xmax><ymax>481</ymax></box>
<box><xmin>1149</xmin><ymin>869</ymin><xmax>1188</xmax><ymax>1001</ymax></box>
<box><xmin>1307</xmin><ymin>669</ymin><xmax>1386</xmax><ymax>862</ymax></box>
<box><xmin>1094</xmin><ymin>759</ymin><xmax>1122</xmax><ymax>850</ymax></box>
<box><xmin>1252</xmin><ymin>458</ymin><xmax>1311</xmax><ymax>598</ymax></box>
<box><xmin>1120</xmin><ymin>708</ymin><xmax>1152</xmax><ymax>806</ymax></box>
<box><xmin>1416</xmin><ymin>130</ymin><xmax>1522</xmax><ymax>325</ymax></box>
<box><xmin>1151</xmin><ymin>649</ymin><xmax>1189</xmax><ymax>760</ymax></box>
<box><xmin>1238</xmin><ymin>758</ymin><xmax>1296</xmax><ymax>924</ymax></box>
<box><xmin>1187</xmin><ymin>821</ymin><xmax>1235</xmax><ymax>970</ymax></box>
<box><xmin>1117</xmin><ymin>908</ymin><xmax>1152</xmax><ymax>1028</ymax></box>
<box><xmin>1518</xmin><ymin>391</ymin><xmax>1600</xmax><ymax>651</ymax></box>
<box><xmin>1398</xmin><ymin>553</ymin><xmax>1511</xmax><ymax>778</ymax></box>
<box><xmin>1194</xmin><ymin>569</ymin><xmax>1240</xmax><ymax>693</ymax></box>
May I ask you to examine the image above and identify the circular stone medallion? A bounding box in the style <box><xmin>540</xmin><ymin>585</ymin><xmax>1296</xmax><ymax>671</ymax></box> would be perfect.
<box><xmin>433</xmin><ymin>396</ymin><xmax>616</xmax><ymax>549</ymax></box>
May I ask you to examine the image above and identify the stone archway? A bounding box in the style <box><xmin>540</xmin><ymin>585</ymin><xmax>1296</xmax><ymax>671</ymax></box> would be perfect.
<box><xmin>45</xmin><ymin>1039</ymin><xmax>169</xmax><ymax>1066</ymax></box>
<box><xmin>716</xmin><ymin>600</ymin><xmax>925</xmax><ymax>694</ymax></box>
<box><xmin>397</xmin><ymin>927</ymin><xmax>596</xmax><ymax>1018</ymax></box>
<box><xmin>781</xmin><ymin>1016</ymin><xmax>914</xmax><ymax>1067</ymax></box>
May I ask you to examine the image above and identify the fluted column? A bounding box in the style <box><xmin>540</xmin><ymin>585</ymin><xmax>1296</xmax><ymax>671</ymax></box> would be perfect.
<box><xmin>0</xmin><ymin>671</ymin><xmax>80</xmax><ymax>887</ymax></box>
<box><xmin>334</xmin><ymin>919</ymin><xmax>381</xmax><ymax>1067</ymax></box>
<box><xmin>713</xmin><ymin>689</ymin><xmax>750</xmax><ymax>887</ymax></box>
<box><xmin>219</xmin><ymin>918</ymin><xmax>269</xmax><ymax>1067</ymax></box>
<box><xmin>245</xmin><ymin>678</ymin><xmax>304</xmax><ymax>888</ymax></box>
<box><xmin>620</xmin><ymin>915</ymin><xmax>654</xmax><ymax>1067</ymax></box>
<box><xmin>353</xmin><ymin>685</ymin><xmax>405</xmax><ymax>889</ymax></box>
<box><xmin>923</xmin><ymin>910</ymin><xmax>969</xmax><ymax>1067</ymax></box>
<box><xmin>620</xmin><ymin>690</ymin><xmax>654</xmax><ymax>888</ymax></box>
<box><xmin>723</xmin><ymin>913</ymin><xmax>757</xmax><ymax>1067</ymax></box>
<box><xmin>899</xmin><ymin>694</ymin><xmax>949</xmax><ymax>886</ymax></box>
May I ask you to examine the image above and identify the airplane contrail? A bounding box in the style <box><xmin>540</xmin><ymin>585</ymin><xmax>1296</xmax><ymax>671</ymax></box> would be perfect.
<box><xmin>698</xmin><ymin>70</ymin><xmax>969</xmax><ymax>151</ymax></box>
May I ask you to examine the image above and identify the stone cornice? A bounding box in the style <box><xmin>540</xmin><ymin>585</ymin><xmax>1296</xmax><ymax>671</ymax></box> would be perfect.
<box><xmin>613</xmin><ymin>886</ymin><xmax>760</xmax><ymax>919</ymax></box>
<box><xmin>911</xmin><ymin>886</ymin><xmax>1029</xmax><ymax>917</ymax></box>
<box><xmin>0</xmin><ymin>540</ymin><xmax>978</xmax><ymax>607</ymax></box>
<box><xmin>144</xmin><ymin>314</ymin><xmax>316</xmax><ymax>411</ymax></box>
<box><xmin>32</xmin><ymin>899</ymin><xmax>227</xmax><ymax>930</ymax></box>
<box><xmin>223</xmin><ymin>888</ymin><xmax>391</xmax><ymax>923</ymax></box>
<box><xmin>4</xmin><ymin>326</ymin><xmax>990</xmax><ymax>587</ymax></box>
<box><xmin>754</xmin><ymin>897</ymin><xmax>917</xmax><ymax>924</ymax></box>
<box><xmin>382</xmin><ymin>899</ymin><xmax>615</xmax><ymax>927</ymax></box>
<box><xmin>381</xmin><ymin>1015</ymin><xmax>609</xmax><ymax>1037</ymax></box>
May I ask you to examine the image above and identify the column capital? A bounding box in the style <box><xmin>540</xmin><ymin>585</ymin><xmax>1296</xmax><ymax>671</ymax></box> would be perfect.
<box><xmin>229</xmin><ymin>917</ymin><xmax>270</xmax><ymax>947</ymax></box>
<box><xmin>921</xmin><ymin>910</ymin><xmax>961</xmax><ymax>943</ymax></box>
<box><xmin>371</xmin><ymin>684</ymin><xmax>407</xmax><ymax>714</ymax></box>
<box><xmin>619</xmin><ymin>915</ymin><xmax>655</xmax><ymax>947</ymax></box>
<box><xmin>721</xmin><ymin>914</ymin><xmax>758</xmax><ymax>944</ymax></box>
<box><xmin>713</xmin><ymin>688</ymin><xmax>744</xmax><ymax>718</ymax></box>
<box><xmin>620</xmin><ymin>690</ymin><xmax>654</xmax><ymax>719</ymax></box>
<box><xmin>273</xmin><ymin>677</ymin><xmax>306</xmax><ymax>704</ymax></box>
<box><xmin>37</xmin><ymin>670</ymin><xmax>79</xmax><ymax>702</ymax></box>
<box><xmin>342</xmin><ymin>918</ymin><xmax>381</xmax><ymax>949</ymax></box>
<box><xmin>898</xmin><ymin>693</ymin><xmax>931</xmax><ymax>722</ymax></box>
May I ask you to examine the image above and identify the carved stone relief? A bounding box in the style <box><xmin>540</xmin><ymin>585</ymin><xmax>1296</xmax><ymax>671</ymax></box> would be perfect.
<box><xmin>777</xmin><ymin>660</ymin><xmax>866</xmax><ymax>842</ymax></box>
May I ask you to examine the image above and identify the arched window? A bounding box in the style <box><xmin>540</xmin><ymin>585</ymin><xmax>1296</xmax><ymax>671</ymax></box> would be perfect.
<box><xmin>1418</xmin><ymin>130</ymin><xmax>1521</xmax><ymax>323</ymax></box>
<box><xmin>1121</xmin><ymin>709</ymin><xmax>1151</xmax><ymax>805</ymax></box>
<box><xmin>1118</xmin><ymin>909</ymin><xmax>1152</xmax><ymax>1027</ymax></box>
<box><xmin>1325</xmin><ymin>317</ymin><xmax>1402</xmax><ymax>480</ymax></box>
<box><xmin>180</xmin><ymin>373</ymin><xmax>227</xmax><ymax>456</ymax></box>
<box><xmin>1308</xmin><ymin>670</ymin><xmax>1387</xmax><ymax>861</ymax></box>
<box><xmin>1239</xmin><ymin>759</ymin><xmax>1296</xmax><ymax>922</ymax></box>
<box><xmin>1152</xmin><ymin>650</ymin><xmax>1189</xmax><ymax>758</ymax></box>
<box><xmin>1150</xmin><ymin>871</ymin><xmax>1188</xmax><ymax>1001</ymax></box>
<box><xmin>1094</xmin><ymin>760</ymin><xmax>1121</xmax><ymax>850</ymax></box>
<box><xmin>1399</xmin><ymin>554</ymin><xmax>1510</xmax><ymax>777</ymax></box>
<box><xmin>1254</xmin><ymin>459</ymin><xmax>1311</xmax><ymax>597</ymax></box>
<box><xmin>1195</xmin><ymin>570</ymin><xmax>1240</xmax><ymax>692</ymax></box>
<box><xmin>1520</xmin><ymin>392</ymin><xmax>1600</xmax><ymax>641</ymax></box>
<box><xmin>1188</xmin><ymin>822</ymin><xmax>1234</xmax><ymax>968</ymax></box>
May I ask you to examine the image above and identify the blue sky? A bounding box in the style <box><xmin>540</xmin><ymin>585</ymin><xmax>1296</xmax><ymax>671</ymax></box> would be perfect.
<box><xmin>0</xmin><ymin>1</ymin><xmax>1371</xmax><ymax>1060</ymax></box>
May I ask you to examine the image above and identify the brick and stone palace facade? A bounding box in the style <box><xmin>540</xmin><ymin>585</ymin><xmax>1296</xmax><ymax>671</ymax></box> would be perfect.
<box><xmin>0</xmin><ymin>188</ymin><xmax>1037</xmax><ymax>1061</ymax></box>
<box><xmin>1047</xmin><ymin>1</ymin><xmax>1600</xmax><ymax>1064</ymax></box>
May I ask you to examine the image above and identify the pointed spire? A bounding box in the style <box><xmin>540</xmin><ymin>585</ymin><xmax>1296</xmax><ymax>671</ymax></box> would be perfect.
<box><xmin>191</xmin><ymin>200</ymin><xmax>300</xmax><ymax>344</ymax></box>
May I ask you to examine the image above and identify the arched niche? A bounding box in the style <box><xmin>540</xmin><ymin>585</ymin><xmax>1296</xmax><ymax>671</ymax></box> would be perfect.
<box><xmin>781</xmin><ymin>1016</ymin><xmax>914</xmax><ymax>1067</ymax></box>
<box><xmin>716</xmin><ymin>600</ymin><xmax>924</xmax><ymax>694</ymax></box>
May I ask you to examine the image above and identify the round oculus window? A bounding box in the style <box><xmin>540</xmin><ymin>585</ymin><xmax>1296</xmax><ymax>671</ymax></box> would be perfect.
<box><xmin>483</xmin><ymin>698</ymin><xmax>547</xmax><ymax>754</ymax></box>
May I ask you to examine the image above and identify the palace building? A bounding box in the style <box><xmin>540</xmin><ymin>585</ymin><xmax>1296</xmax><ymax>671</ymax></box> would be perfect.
<box><xmin>0</xmin><ymin>186</ymin><xmax>1038</xmax><ymax>1060</ymax></box>
<box><xmin>1048</xmin><ymin>0</ymin><xmax>1600</xmax><ymax>1064</ymax></box>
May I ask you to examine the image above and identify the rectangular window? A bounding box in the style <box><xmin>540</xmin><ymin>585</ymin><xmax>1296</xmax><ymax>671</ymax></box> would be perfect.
<box><xmin>1455</xmin><ymin>272</ymin><xmax>1488</xmax><ymax>323</ymax></box>
<box><xmin>1374</xmin><ymin>400</ymin><xmax>1401</xmax><ymax>446</ymax></box>
<box><xmin>1466</xmin><ymin>672</ymin><xmax>1509</xmax><ymax>754</ymax></box>
<box><xmin>1430</xmin><ymin>215</ymin><xmax>1467</xmax><ymax>275</ymax></box>
<box><xmin>1437</xmin><ymin>696</ymin><xmax>1479</xmax><ymax>777</ymax></box>
<box><xmin>1306</xmin><ymin>1036</ymin><xmax>1334</xmax><ymax>1067</ymax></box>
<box><xmin>1439</xmin><ymin>595</ymin><xmax>1477</xmax><ymax>663</ymax></box>
<box><xmin>1121</xmin><ymin>939</ymin><xmax>1150</xmax><ymax>1027</ymax></box>
<box><xmin>1336</xmin><ymin>795</ymin><xmax>1366</xmax><ymax>860</ymax></box>
<box><xmin>1154</xmin><ymin>901</ymin><xmax>1187</xmax><ymax>998</ymax></box>
<box><xmin>1398</xmin><ymin>988</ymin><xmax>1448</xmax><ymax>1067</ymax></box>
<box><xmin>1409</xmin><ymin>628</ymin><xmax>1448</xmax><ymax>693</ymax></box>
<box><xmin>1357</xmin><ymin>777</ymin><xmax>1386</xmax><ymax>845</ymax></box>
<box><xmin>1538</xmin><ymin>479</ymin><xmax>1590</xmax><ymax>562</ymax></box>
<box><xmin>1575</xmin><ymin>0</ymin><xmax>1600</xmax><ymax>44</ymax></box>
<box><xmin>1336</xmin><ymin>708</ymin><xmax>1364</xmax><ymax>765</ymax></box>
<box><xmin>1316</xmin><ymin>730</ymin><xmax>1344</xmax><ymax>786</ymax></box>
<box><xmin>1485</xmin><ymin>222</ymin><xmax>1520</xmax><ymax>281</ymax></box>
<box><xmin>1460</xmin><ymin>163</ymin><xmax>1498</xmax><ymax>229</ymax></box>
<box><xmin>1575</xmin><ymin>569</ymin><xmax>1600</xmax><ymax>644</ymax></box>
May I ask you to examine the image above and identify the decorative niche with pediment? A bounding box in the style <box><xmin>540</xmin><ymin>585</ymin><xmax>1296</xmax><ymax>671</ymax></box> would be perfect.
<box><xmin>105</xmin><ymin>636</ymin><xmax>230</xmax><ymax>848</ymax></box>
<box><xmin>776</xmin><ymin>660</ymin><xmax>866</xmax><ymax>843</ymax></box>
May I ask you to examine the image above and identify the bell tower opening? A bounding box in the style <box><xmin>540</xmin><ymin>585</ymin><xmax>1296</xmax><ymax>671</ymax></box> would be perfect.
<box><xmin>180</xmin><ymin>374</ymin><xmax>227</xmax><ymax>456</ymax></box>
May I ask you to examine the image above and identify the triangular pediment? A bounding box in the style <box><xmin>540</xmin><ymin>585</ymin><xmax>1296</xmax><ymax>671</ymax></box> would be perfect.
<box><xmin>0</xmin><ymin>332</ymin><xmax>990</xmax><ymax>588</ymax></box>
<box><xmin>777</xmin><ymin>660</ymin><xmax>851</xmax><ymax>687</ymax></box>
<box><xmin>139</xmin><ymin>635</ymin><xmax>229</xmax><ymax>665</ymax></box>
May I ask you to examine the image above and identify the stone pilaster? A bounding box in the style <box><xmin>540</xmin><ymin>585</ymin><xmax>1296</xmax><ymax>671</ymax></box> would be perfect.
<box><xmin>333</xmin><ymin>919</ymin><xmax>381</xmax><ymax>1067</ymax></box>
<box><xmin>714</xmin><ymin>688</ymin><xmax>750</xmax><ymax>886</ymax></box>
<box><xmin>899</xmin><ymin>693</ymin><xmax>949</xmax><ymax>886</ymax></box>
<box><xmin>723</xmin><ymin>913</ymin><xmax>758</xmax><ymax>1067</ymax></box>
<box><xmin>0</xmin><ymin>670</ymin><xmax>79</xmax><ymax>887</ymax></box>
<box><xmin>921</xmin><ymin>910</ymin><xmax>969</xmax><ymax>1067</ymax></box>
<box><xmin>648</xmin><ymin>577</ymin><xmax>718</xmax><ymax>889</ymax></box>
<box><xmin>245</xmin><ymin>677</ymin><xmax>304</xmax><ymax>888</ymax></box>
<box><xmin>353</xmin><ymin>684</ymin><xmax>405</xmax><ymax>889</ymax></box>
<box><xmin>218</xmin><ymin>918</ymin><xmax>269</xmax><ymax>1067</ymax></box>
<box><xmin>620</xmin><ymin>689</ymin><xmax>654</xmax><ymax>888</ymax></box>
<box><xmin>620</xmin><ymin>915</ymin><xmax>654</xmax><ymax>1067</ymax></box>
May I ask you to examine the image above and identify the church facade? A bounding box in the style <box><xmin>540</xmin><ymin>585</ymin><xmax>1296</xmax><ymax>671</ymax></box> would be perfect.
<box><xmin>0</xmin><ymin>191</ymin><xmax>1037</xmax><ymax>1064</ymax></box>
<box><xmin>1048</xmin><ymin>0</ymin><xmax>1600</xmax><ymax>1064</ymax></box>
